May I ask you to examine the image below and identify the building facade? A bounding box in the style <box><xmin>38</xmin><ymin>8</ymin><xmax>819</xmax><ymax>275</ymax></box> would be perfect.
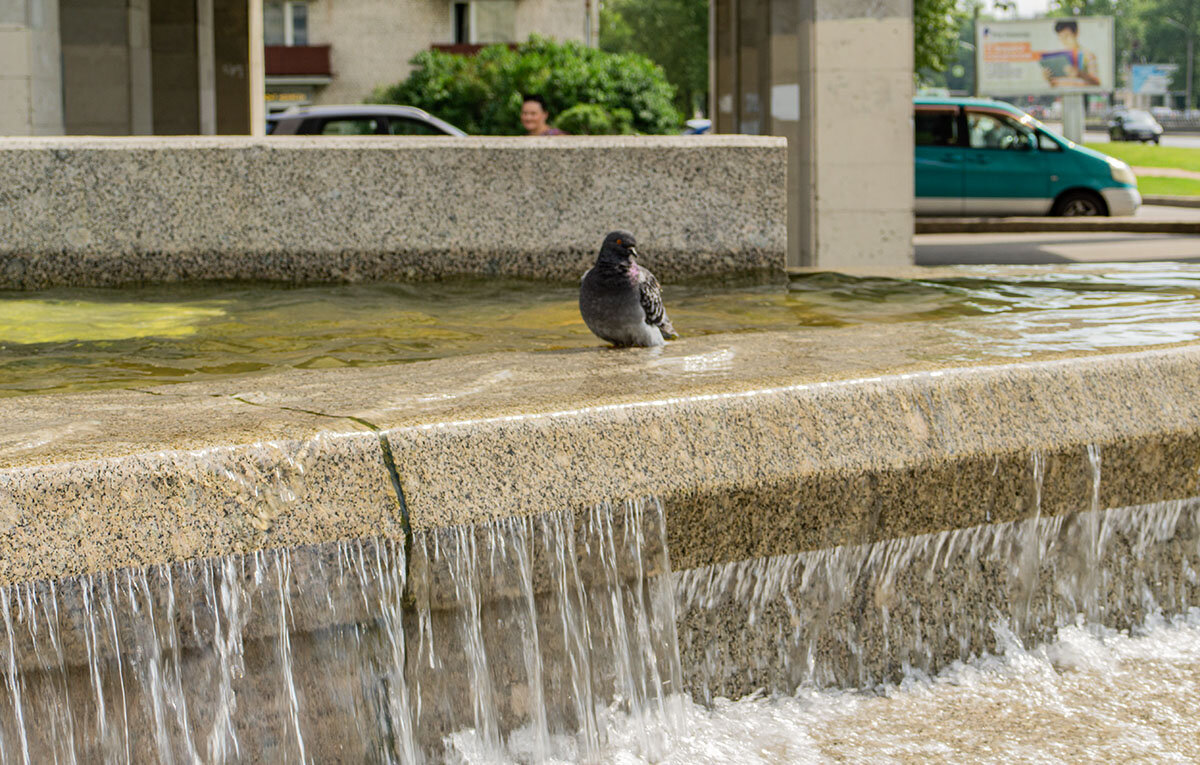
<box><xmin>0</xmin><ymin>0</ymin><xmax>595</xmax><ymax>135</ymax></box>
<box><xmin>264</xmin><ymin>0</ymin><xmax>598</xmax><ymax>112</ymax></box>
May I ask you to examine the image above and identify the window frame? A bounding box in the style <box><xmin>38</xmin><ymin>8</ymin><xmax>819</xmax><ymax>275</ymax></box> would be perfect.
<box><xmin>964</xmin><ymin>108</ymin><xmax>1037</xmax><ymax>152</ymax></box>
<box><xmin>266</xmin><ymin>0</ymin><xmax>309</xmax><ymax>47</ymax></box>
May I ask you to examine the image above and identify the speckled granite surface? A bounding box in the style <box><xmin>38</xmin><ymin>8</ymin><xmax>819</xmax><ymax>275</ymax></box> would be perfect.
<box><xmin>0</xmin><ymin>136</ymin><xmax>785</xmax><ymax>286</ymax></box>
<box><xmin>2</xmin><ymin>324</ymin><xmax>1200</xmax><ymax>586</ymax></box>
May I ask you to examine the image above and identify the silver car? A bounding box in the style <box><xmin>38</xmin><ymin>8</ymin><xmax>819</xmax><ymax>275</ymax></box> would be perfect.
<box><xmin>267</xmin><ymin>104</ymin><xmax>467</xmax><ymax>136</ymax></box>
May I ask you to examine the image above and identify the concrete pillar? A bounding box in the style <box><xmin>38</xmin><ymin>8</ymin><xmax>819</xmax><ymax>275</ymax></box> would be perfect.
<box><xmin>0</xmin><ymin>0</ymin><xmax>64</xmax><ymax>135</ymax></box>
<box><xmin>213</xmin><ymin>0</ymin><xmax>250</xmax><ymax>134</ymax></box>
<box><xmin>1062</xmin><ymin>93</ymin><xmax>1084</xmax><ymax>144</ymax></box>
<box><xmin>196</xmin><ymin>0</ymin><xmax>216</xmax><ymax>134</ymax></box>
<box><xmin>248</xmin><ymin>0</ymin><xmax>265</xmax><ymax>136</ymax></box>
<box><xmin>129</xmin><ymin>0</ymin><xmax>154</xmax><ymax>134</ymax></box>
<box><xmin>712</xmin><ymin>0</ymin><xmax>914</xmax><ymax>271</ymax></box>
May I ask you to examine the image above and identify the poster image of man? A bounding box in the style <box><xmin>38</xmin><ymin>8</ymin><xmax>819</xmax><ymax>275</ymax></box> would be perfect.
<box><xmin>1040</xmin><ymin>20</ymin><xmax>1101</xmax><ymax>88</ymax></box>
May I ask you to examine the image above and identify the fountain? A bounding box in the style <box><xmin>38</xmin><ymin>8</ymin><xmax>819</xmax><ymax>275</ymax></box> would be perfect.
<box><xmin>1</xmin><ymin>138</ymin><xmax>1199</xmax><ymax>761</ymax></box>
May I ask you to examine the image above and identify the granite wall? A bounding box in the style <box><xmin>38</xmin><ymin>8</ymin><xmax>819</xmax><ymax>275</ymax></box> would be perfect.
<box><xmin>1</xmin><ymin>330</ymin><xmax>1199</xmax><ymax>752</ymax></box>
<box><xmin>0</xmin><ymin>135</ymin><xmax>786</xmax><ymax>286</ymax></box>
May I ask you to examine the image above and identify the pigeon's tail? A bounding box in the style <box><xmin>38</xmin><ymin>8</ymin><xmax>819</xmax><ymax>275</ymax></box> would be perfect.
<box><xmin>658</xmin><ymin>316</ymin><xmax>678</xmax><ymax>340</ymax></box>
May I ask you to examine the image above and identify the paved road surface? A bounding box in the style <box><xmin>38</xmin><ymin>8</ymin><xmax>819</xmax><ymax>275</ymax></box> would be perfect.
<box><xmin>1134</xmin><ymin>203</ymin><xmax>1200</xmax><ymax>220</ymax></box>
<box><xmin>915</xmin><ymin>230</ymin><xmax>1200</xmax><ymax>266</ymax></box>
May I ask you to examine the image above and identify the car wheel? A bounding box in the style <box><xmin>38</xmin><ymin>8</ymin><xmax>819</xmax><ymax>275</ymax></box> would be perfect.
<box><xmin>1053</xmin><ymin>190</ymin><xmax>1108</xmax><ymax>217</ymax></box>
<box><xmin>1154</xmin><ymin>136</ymin><xmax>1161</xmax><ymax>144</ymax></box>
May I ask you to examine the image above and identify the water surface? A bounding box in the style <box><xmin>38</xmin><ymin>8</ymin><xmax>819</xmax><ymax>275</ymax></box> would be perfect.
<box><xmin>5</xmin><ymin>263</ymin><xmax>1200</xmax><ymax>395</ymax></box>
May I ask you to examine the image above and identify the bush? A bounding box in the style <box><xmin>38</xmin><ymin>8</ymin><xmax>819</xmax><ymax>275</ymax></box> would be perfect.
<box><xmin>370</xmin><ymin>35</ymin><xmax>680</xmax><ymax>135</ymax></box>
<box><xmin>555</xmin><ymin>104</ymin><xmax>635</xmax><ymax>135</ymax></box>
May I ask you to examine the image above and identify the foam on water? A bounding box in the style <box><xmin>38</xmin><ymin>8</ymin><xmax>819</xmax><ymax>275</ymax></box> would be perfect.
<box><xmin>451</xmin><ymin>611</ymin><xmax>1200</xmax><ymax>764</ymax></box>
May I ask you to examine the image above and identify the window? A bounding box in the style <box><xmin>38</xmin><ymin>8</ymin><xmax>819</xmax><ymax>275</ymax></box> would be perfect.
<box><xmin>453</xmin><ymin>2</ymin><xmax>469</xmax><ymax>44</ymax></box>
<box><xmin>388</xmin><ymin>118</ymin><xmax>447</xmax><ymax>136</ymax></box>
<box><xmin>319</xmin><ymin>119</ymin><xmax>382</xmax><ymax>135</ymax></box>
<box><xmin>452</xmin><ymin>1</ymin><xmax>515</xmax><ymax>44</ymax></box>
<box><xmin>914</xmin><ymin>109</ymin><xmax>957</xmax><ymax>147</ymax></box>
<box><xmin>264</xmin><ymin>1</ymin><xmax>309</xmax><ymax>46</ymax></box>
<box><xmin>966</xmin><ymin>111</ymin><xmax>1034</xmax><ymax>151</ymax></box>
<box><xmin>1038</xmin><ymin>133</ymin><xmax>1061</xmax><ymax>152</ymax></box>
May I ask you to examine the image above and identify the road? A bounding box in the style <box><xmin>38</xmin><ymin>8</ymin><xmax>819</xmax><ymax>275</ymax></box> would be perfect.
<box><xmin>915</xmin><ymin>230</ymin><xmax>1200</xmax><ymax>266</ymax></box>
<box><xmin>1041</xmin><ymin>122</ymin><xmax>1200</xmax><ymax>148</ymax></box>
<box><xmin>1086</xmin><ymin>130</ymin><xmax>1200</xmax><ymax>149</ymax></box>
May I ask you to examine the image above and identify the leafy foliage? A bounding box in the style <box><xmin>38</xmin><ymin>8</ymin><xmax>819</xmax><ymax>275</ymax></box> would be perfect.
<box><xmin>599</xmin><ymin>0</ymin><xmax>708</xmax><ymax>116</ymax></box>
<box><xmin>370</xmin><ymin>36</ymin><xmax>680</xmax><ymax>135</ymax></box>
<box><xmin>555</xmin><ymin>104</ymin><xmax>635</xmax><ymax>135</ymax></box>
<box><xmin>915</xmin><ymin>0</ymin><xmax>967</xmax><ymax>75</ymax></box>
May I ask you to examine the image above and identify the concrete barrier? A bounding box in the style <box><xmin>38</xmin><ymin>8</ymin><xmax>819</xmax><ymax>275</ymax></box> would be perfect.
<box><xmin>0</xmin><ymin>136</ymin><xmax>786</xmax><ymax>287</ymax></box>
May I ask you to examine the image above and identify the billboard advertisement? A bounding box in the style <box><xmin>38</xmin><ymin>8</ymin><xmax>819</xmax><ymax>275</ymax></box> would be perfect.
<box><xmin>1130</xmin><ymin>64</ymin><xmax>1178</xmax><ymax>95</ymax></box>
<box><xmin>976</xmin><ymin>17</ymin><xmax>1115</xmax><ymax>95</ymax></box>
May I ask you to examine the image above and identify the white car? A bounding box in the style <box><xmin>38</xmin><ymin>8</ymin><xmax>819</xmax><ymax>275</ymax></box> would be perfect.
<box><xmin>267</xmin><ymin>105</ymin><xmax>467</xmax><ymax>136</ymax></box>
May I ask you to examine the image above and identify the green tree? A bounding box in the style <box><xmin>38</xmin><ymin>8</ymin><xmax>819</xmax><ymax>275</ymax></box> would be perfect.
<box><xmin>915</xmin><ymin>0</ymin><xmax>967</xmax><ymax>77</ymax></box>
<box><xmin>370</xmin><ymin>36</ymin><xmax>680</xmax><ymax>135</ymax></box>
<box><xmin>599</xmin><ymin>0</ymin><xmax>708</xmax><ymax>117</ymax></box>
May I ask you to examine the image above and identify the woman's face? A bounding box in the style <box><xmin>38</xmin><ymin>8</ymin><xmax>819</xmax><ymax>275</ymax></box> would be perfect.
<box><xmin>1057</xmin><ymin>29</ymin><xmax>1078</xmax><ymax>47</ymax></box>
<box><xmin>521</xmin><ymin>101</ymin><xmax>549</xmax><ymax>134</ymax></box>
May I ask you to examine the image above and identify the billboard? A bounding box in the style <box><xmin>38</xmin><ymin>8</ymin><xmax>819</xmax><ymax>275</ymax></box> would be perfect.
<box><xmin>1130</xmin><ymin>64</ymin><xmax>1178</xmax><ymax>95</ymax></box>
<box><xmin>977</xmin><ymin>17</ymin><xmax>1114</xmax><ymax>95</ymax></box>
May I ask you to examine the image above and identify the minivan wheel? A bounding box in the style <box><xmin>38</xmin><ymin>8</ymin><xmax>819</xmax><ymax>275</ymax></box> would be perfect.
<box><xmin>1053</xmin><ymin>190</ymin><xmax>1108</xmax><ymax>217</ymax></box>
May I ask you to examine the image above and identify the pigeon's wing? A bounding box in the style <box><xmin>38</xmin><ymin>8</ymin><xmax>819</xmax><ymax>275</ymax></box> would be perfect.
<box><xmin>638</xmin><ymin>270</ymin><xmax>677</xmax><ymax>339</ymax></box>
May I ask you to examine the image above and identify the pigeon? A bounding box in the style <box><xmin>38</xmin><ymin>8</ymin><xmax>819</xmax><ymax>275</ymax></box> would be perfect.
<box><xmin>579</xmin><ymin>230</ymin><xmax>677</xmax><ymax>347</ymax></box>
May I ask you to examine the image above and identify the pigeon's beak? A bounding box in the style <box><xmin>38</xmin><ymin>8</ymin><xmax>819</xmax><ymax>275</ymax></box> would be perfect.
<box><xmin>628</xmin><ymin>246</ymin><xmax>639</xmax><ymax>260</ymax></box>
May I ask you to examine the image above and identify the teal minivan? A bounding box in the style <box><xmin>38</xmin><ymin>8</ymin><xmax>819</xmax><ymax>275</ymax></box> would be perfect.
<box><xmin>915</xmin><ymin>97</ymin><xmax>1140</xmax><ymax>217</ymax></box>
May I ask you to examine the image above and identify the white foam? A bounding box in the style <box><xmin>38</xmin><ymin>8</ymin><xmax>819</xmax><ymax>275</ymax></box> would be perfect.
<box><xmin>448</xmin><ymin>610</ymin><xmax>1200</xmax><ymax>764</ymax></box>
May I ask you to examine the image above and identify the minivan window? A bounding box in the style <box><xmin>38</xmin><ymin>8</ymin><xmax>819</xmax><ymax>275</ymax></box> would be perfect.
<box><xmin>1038</xmin><ymin>132</ymin><xmax>1061</xmax><ymax>151</ymax></box>
<box><xmin>915</xmin><ymin>109</ymin><xmax>958</xmax><ymax>147</ymax></box>
<box><xmin>966</xmin><ymin>111</ymin><xmax>1034</xmax><ymax>150</ymax></box>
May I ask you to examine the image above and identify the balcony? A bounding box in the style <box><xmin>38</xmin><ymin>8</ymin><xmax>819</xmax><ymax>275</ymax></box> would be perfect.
<box><xmin>265</xmin><ymin>45</ymin><xmax>332</xmax><ymax>77</ymax></box>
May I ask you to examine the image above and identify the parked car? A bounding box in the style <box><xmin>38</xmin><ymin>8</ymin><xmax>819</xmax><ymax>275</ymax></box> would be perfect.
<box><xmin>682</xmin><ymin>118</ymin><xmax>712</xmax><ymax>135</ymax></box>
<box><xmin>267</xmin><ymin>105</ymin><xmax>467</xmax><ymax>136</ymax></box>
<box><xmin>915</xmin><ymin>97</ymin><xmax>1140</xmax><ymax>217</ymax></box>
<box><xmin>1108</xmin><ymin>109</ymin><xmax>1164</xmax><ymax>143</ymax></box>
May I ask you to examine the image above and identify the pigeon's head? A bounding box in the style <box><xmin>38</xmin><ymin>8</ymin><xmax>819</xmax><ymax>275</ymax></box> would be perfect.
<box><xmin>599</xmin><ymin>230</ymin><xmax>639</xmax><ymax>264</ymax></box>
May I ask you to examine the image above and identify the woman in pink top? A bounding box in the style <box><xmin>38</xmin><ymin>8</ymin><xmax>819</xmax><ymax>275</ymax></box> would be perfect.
<box><xmin>520</xmin><ymin>95</ymin><xmax>568</xmax><ymax>136</ymax></box>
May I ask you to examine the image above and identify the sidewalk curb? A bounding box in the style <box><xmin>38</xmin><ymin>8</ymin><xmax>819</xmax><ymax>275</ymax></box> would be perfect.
<box><xmin>915</xmin><ymin>218</ymin><xmax>1200</xmax><ymax>234</ymax></box>
<box><xmin>1142</xmin><ymin>195</ymin><xmax>1200</xmax><ymax>209</ymax></box>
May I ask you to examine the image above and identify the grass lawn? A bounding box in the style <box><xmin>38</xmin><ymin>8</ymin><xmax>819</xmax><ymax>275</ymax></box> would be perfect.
<box><xmin>1084</xmin><ymin>142</ymin><xmax>1200</xmax><ymax>173</ymax></box>
<box><xmin>1136</xmin><ymin>175</ymin><xmax>1200</xmax><ymax>197</ymax></box>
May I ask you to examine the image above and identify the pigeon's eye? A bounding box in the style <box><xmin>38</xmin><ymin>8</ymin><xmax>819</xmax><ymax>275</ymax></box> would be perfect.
<box><xmin>616</xmin><ymin>239</ymin><xmax>623</xmax><ymax>245</ymax></box>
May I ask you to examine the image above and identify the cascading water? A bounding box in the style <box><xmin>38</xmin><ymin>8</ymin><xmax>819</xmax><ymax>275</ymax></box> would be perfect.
<box><xmin>0</xmin><ymin>448</ymin><xmax>1197</xmax><ymax>763</ymax></box>
<box><xmin>676</xmin><ymin>447</ymin><xmax>1200</xmax><ymax>701</ymax></box>
<box><xmin>0</xmin><ymin>499</ymin><xmax>680</xmax><ymax>763</ymax></box>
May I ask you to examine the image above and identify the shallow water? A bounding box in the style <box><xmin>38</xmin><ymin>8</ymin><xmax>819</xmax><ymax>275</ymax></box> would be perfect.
<box><xmin>450</xmin><ymin>612</ymin><xmax>1200</xmax><ymax>764</ymax></box>
<box><xmin>4</xmin><ymin>263</ymin><xmax>1200</xmax><ymax>395</ymax></box>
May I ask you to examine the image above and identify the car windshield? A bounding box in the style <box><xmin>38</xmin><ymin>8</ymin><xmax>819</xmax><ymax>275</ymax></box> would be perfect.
<box><xmin>1125</xmin><ymin>111</ymin><xmax>1156</xmax><ymax>125</ymax></box>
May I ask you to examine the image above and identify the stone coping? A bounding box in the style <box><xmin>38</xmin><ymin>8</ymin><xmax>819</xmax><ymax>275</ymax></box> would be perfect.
<box><xmin>2</xmin><ymin>323</ymin><xmax>1200</xmax><ymax>587</ymax></box>
<box><xmin>0</xmin><ymin>135</ymin><xmax>785</xmax><ymax>286</ymax></box>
